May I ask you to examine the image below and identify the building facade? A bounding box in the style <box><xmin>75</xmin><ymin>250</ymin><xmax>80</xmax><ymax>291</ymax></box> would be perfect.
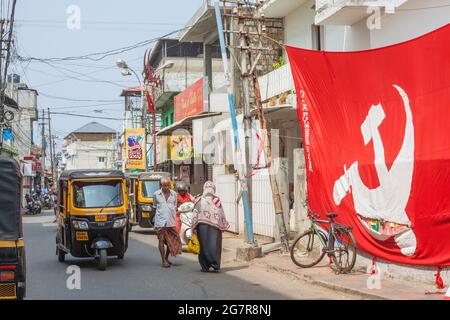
<box><xmin>62</xmin><ymin>122</ymin><xmax>117</xmax><ymax>171</ymax></box>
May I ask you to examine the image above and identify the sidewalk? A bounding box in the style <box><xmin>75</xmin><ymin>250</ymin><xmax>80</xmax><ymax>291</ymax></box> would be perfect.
<box><xmin>222</xmin><ymin>235</ymin><xmax>447</xmax><ymax>300</ymax></box>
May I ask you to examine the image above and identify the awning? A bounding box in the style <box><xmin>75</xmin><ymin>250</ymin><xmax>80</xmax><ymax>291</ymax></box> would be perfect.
<box><xmin>178</xmin><ymin>1</ymin><xmax>231</xmax><ymax>43</ymax></box>
<box><xmin>250</xmin><ymin>105</ymin><xmax>295</xmax><ymax>118</ymax></box>
<box><xmin>157</xmin><ymin>112</ymin><xmax>222</xmax><ymax>136</ymax></box>
<box><xmin>120</xmin><ymin>86</ymin><xmax>143</xmax><ymax>97</ymax></box>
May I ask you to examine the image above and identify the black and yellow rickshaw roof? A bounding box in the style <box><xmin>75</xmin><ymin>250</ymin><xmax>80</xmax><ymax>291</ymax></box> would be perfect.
<box><xmin>0</xmin><ymin>157</ymin><xmax>23</xmax><ymax>241</ymax></box>
<box><xmin>59</xmin><ymin>170</ymin><xmax>125</xmax><ymax>180</ymax></box>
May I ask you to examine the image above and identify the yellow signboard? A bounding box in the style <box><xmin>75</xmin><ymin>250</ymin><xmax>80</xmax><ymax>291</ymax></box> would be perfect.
<box><xmin>125</xmin><ymin>128</ymin><xmax>146</xmax><ymax>170</ymax></box>
<box><xmin>170</xmin><ymin>135</ymin><xmax>193</xmax><ymax>161</ymax></box>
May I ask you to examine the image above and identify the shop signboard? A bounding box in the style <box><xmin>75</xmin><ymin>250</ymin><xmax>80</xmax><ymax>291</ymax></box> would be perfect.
<box><xmin>170</xmin><ymin>135</ymin><xmax>193</xmax><ymax>161</ymax></box>
<box><xmin>174</xmin><ymin>77</ymin><xmax>204</xmax><ymax>122</ymax></box>
<box><xmin>125</xmin><ymin>128</ymin><xmax>146</xmax><ymax>170</ymax></box>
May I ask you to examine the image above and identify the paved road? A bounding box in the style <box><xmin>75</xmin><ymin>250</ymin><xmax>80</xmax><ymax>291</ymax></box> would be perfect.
<box><xmin>23</xmin><ymin>211</ymin><xmax>359</xmax><ymax>300</ymax></box>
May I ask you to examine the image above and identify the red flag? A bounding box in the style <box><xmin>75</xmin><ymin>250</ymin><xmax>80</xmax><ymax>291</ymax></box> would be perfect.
<box><xmin>286</xmin><ymin>24</ymin><xmax>450</xmax><ymax>266</ymax></box>
<box><xmin>146</xmin><ymin>90</ymin><xmax>154</xmax><ymax>113</ymax></box>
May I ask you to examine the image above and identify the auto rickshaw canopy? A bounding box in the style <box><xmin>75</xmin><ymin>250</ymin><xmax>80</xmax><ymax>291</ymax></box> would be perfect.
<box><xmin>0</xmin><ymin>157</ymin><xmax>23</xmax><ymax>241</ymax></box>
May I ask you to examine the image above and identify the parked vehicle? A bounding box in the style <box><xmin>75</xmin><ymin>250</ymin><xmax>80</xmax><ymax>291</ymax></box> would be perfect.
<box><xmin>290</xmin><ymin>209</ymin><xmax>357</xmax><ymax>274</ymax></box>
<box><xmin>0</xmin><ymin>157</ymin><xmax>27</xmax><ymax>300</ymax></box>
<box><xmin>42</xmin><ymin>193</ymin><xmax>54</xmax><ymax>210</ymax></box>
<box><xmin>126</xmin><ymin>172</ymin><xmax>171</xmax><ymax>230</ymax></box>
<box><xmin>31</xmin><ymin>191</ymin><xmax>43</xmax><ymax>208</ymax></box>
<box><xmin>55</xmin><ymin>170</ymin><xmax>130</xmax><ymax>271</ymax></box>
<box><xmin>24</xmin><ymin>193</ymin><xmax>41</xmax><ymax>215</ymax></box>
<box><xmin>179</xmin><ymin>201</ymin><xmax>194</xmax><ymax>245</ymax></box>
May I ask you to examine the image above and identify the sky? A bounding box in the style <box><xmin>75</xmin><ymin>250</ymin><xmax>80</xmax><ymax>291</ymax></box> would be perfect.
<box><xmin>12</xmin><ymin>0</ymin><xmax>204</xmax><ymax>151</ymax></box>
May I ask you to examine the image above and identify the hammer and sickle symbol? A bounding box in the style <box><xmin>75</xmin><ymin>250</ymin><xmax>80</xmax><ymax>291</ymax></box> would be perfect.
<box><xmin>333</xmin><ymin>85</ymin><xmax>417</xmax><ymax>256</ymax></box>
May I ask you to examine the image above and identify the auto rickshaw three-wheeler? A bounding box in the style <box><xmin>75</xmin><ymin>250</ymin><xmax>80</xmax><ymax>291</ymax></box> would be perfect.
<box><xmin>127</xmin><ymin>172</ymin><xmax>171</xmax><ymax>229</ymax></box>
<box><xmin>56</xmin><ymin>170</ymin><xmax>130</xmax><ymax>270</ymax></box>
<box><xmin>0</xmin><ymin>157</ymin><xmax>26</xmax><ymax>300</ymax></box>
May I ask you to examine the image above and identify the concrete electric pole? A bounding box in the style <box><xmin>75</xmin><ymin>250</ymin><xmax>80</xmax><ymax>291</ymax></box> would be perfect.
<box><xmin>220</xmin><ymin>0</ymin><xmax>290</xmax><ymax>253</ymax></box>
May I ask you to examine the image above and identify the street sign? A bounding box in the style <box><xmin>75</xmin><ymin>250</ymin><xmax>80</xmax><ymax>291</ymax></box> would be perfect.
<box><xmin>2</xmin><ymin>128</ymin><xmax>13</xmax><ymax>141</ymax></box>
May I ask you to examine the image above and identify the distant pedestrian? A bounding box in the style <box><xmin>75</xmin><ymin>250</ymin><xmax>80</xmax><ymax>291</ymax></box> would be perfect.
<box><xmin>154</xmin><ymin>178</ymin><xmax>182</xmax><ymax>268</ymax></box>
<box><xmin>175</xmin><ymin>181</ymin><xmax>195</xmax><ymax>234</ymax></box>
<box><xmin>192</xmin><ymin>181</ymin><xmax>229</xmax><ymax>272</ymax></box>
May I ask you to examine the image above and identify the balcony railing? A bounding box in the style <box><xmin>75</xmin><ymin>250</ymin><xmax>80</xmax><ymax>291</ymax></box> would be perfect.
<box><xmin>315</xmin><ymin>0</ymin><xmax>408</xmax><ymax>25</ymax></box>
<box><xmin>257</xmin><ymin>63</ymin><xmax>294</xmax><ymax>103</ymax></box>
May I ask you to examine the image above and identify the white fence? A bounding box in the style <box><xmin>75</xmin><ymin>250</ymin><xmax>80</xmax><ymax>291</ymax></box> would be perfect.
<box><xmin>215</xmin><ymin>174</ymin><xmax>239</xmax><ymax>233</ymax></box>
<box><xmin>251</xmin><ymin>171</ymin><xmax>277</xmax><ymax>238</ymax></box>
<box><xmin>215</xmin><ymin>170</ymin><xmax>287</xmax><ymax>239</ymax></box>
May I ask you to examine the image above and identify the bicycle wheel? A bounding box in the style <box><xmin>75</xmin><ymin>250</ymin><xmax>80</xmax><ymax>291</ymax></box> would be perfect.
<box><xmin>330</xmin><ymin>228</ymin><xmax>357</xmax><ymax>274</ymax></box>
<box><xmin>290</xmin><ymin>230</ymin><xmax>327</xmax><ymax>268</ymax></box>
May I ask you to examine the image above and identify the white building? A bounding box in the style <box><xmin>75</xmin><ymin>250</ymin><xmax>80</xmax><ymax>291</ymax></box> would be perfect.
<box><xmin>62</xmin><ymin>122</ymin><xmax>118</xmax><ymax>171</ymax></box>
<box><xmin>1</xmin><ymin>76</ymin><xmax>38</xmax><ymax>161</ymax></box>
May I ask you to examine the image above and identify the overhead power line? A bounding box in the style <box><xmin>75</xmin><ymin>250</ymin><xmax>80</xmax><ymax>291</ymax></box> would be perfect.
<box><xmin>39</xmin><ymin>92</ymin><xmax>122</xmax><ymax>103</ymax></box>
<box><xmin>50</xmin><ymin>111</ymin><xmax>124</xmax><ymax>121</ymax></box>
<box><xmin>17</xmin><ymin>26</ymin><xmax>185</xmax><ymax>63</ymax></box>
<box><xmin>16</xmin><ymin>12</ymin><xmax>214</xmax><ymax>63</ymax></box>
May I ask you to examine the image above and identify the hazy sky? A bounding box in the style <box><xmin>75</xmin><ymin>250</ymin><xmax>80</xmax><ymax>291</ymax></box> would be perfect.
<box><xmin>13</xmin><ymin>0</ymin><xmax>203</xmax><ymax>150</ymax></box>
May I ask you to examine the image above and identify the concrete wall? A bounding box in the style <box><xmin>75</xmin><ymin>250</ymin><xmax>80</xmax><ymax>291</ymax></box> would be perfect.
<box><xmin>284</xmin><ymin>1</ymin><xmax>316</xmax><ymax>49</ymax></box>
<box><xmin>370</xmin><ymin>0</ymin><xmax>450</xmax><ymax>48</ymax></box>
<box><xmin>322</xmin><ymin>0</ymin><xmax>450</xmax><ymax>51</ymax></box>
<box><xmin>65</xmin><ymin>141</ymin><xmax>116</xmax><ymax>170</ymax></box>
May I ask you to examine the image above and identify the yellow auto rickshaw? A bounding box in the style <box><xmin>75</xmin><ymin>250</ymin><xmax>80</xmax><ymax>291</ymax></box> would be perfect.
<box><xmin>127</xmin><ymin>172</ymin><xmax>171</xmax><ymax>229</ymax></box>
<box><xmin>0</xmin><ymin>157</ymin><xmax>26</xmax><ymax>300</ymax></box>
<box><xmin>56</xmin><ymin>170</ymin><xmax>129</xmax><ymax>270</ymax></box>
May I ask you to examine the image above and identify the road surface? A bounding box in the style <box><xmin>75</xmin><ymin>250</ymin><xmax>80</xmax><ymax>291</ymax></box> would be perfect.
<box><xmin>23</xmin><ymin>211</ymin><xmax>361</xmax><ymax>300</ymax></box>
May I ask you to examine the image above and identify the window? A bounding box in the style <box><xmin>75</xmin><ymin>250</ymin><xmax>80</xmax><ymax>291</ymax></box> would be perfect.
<box><xmin>141</xmin><ymin>180</ymin><xmax>161</xmax><ymax>198</ymax></box>
<box><xmin>73</xmin><ymin>180</ymin><xmax>123</xmax><ymax>208</ymax></box>
<box><xmin>98</xmin><ymin>157</ymin><xmax>105</xmax><ymax>163</ymax></box>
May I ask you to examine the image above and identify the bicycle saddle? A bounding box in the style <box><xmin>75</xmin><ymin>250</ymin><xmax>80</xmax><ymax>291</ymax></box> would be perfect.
<box><xmin>326</xmin><ymin>212</ymin><xmax>338</xmax><ymax>219</ymax></box>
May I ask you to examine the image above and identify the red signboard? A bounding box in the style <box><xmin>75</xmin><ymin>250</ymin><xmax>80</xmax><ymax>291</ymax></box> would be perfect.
<box><xmin>174</xmin><ymin>78</ymin><xmax>204</xmax><ymax>122</ymax></box>
<box><xmin>35</xmin><ymin>161</ymin><xmax>42</xmax><ymax>172</ymax></box>
<box><xmin>286</xmin><ymin>24</ymin><xmax>450</xmax><ymax>266</ymax></box>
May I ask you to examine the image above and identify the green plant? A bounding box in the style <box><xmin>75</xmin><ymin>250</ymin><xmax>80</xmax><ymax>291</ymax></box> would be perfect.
<box><xmin>272</xmin><ymin>56</ymin><xmax>286</xmax><ymax>70</ymax></box>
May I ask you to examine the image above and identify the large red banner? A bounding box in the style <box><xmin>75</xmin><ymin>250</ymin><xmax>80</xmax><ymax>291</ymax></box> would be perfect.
<box><xmin>286</xmin><ymin>24</ymin><xmax>450</xmax><ymax>266</ymax></box>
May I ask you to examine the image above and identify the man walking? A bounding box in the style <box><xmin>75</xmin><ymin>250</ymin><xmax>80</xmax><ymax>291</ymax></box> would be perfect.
<box><xmin>154</xmin><ymin>178</ymin><xmax>182</xmax><ymax>268</ymax></box>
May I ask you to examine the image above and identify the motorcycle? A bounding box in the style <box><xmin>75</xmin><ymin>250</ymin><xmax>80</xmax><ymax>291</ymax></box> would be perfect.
<box><xmin>25</xmin><ymin>193</ymin><xmax>41</xmax><ymax>215</ymax></box>
<box><xmin>178</xmin><ymin>201</ymin><xmax>194</xmax><ymax>245</ymax></box>
<box><xmin>42</xmin><ymin>193</ymin><xmax>54</xmax><ymax>209</ymax></box>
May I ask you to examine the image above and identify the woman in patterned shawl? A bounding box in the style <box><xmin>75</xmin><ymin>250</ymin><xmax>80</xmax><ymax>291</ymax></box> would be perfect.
<box><xmin>192</xmin><ymin>181</ymin><xmax>230</xmax><ymax>272</ymax></box>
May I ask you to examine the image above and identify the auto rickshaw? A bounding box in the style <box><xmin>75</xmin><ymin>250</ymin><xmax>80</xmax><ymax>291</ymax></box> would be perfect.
<box><xmin>0</xmin><ymin>157</ymin><xmax>26</xmax><ymax>300</ymax></box>
<box><xmin>127</xmin><ymin>172</ymin><xmax>171</xmax><ymax>229</ymax></box>
<box><xmin>56</xmin><ymin>170</ymin><xmax>129</xmax><ymax>270</ymax></box>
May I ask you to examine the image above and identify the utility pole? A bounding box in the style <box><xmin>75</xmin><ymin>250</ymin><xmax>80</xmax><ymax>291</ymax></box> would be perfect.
<box><xmin>237</xmin><ymin>2</ymin><xmax>254</xmax><ymax>242</ymax></box>
<box><xmin>52</xmin><ymin>135</ymin><xmax>57</xmax><ymax>179</ymax></box>
<box><xmin>48</xmin><ymin>108</ymin><xmax>55</xmax><ymax>183</ymax></box>
<box><xmin>40</xmin><ymin>110</ymin><xmax>46</xmax><ymax>190</ymax></box>
<box><xmin>214</xmin><ymin>0</ymin><xmax>256</xmax><ymax>245</ymax></box>
<box><xmin>221</xmin><ymin>0</ymin><xmax>290</xmax><ymax>253</ymax></box>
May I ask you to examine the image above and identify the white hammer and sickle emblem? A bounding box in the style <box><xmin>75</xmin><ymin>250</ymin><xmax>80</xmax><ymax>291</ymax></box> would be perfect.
<box><xmin>333</xmin><ymin>85</ymin><xmax>417</xmax><ymax>256</ymax></box>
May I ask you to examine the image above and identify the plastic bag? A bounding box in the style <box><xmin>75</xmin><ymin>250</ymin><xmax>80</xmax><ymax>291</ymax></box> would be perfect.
<box><xmin>187</xmin><ymin>234</ymin><xmax>200</xmax><ymax>255</ymax></box>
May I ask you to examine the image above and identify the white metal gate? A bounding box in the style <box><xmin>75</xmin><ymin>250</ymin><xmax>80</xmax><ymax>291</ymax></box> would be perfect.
<box><xmin>215</xmin><ymin>174</ymin><xmax>239</xmax><ymax>233</ymax></box>
<box><xmin>252</xmin><ymin>170</ymin><xmax>276</xmax><ymax>238</ymax></box>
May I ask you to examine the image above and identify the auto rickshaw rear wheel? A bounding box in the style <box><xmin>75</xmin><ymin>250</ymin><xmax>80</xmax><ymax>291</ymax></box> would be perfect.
<box><xmin>117</xmin><ymin>252</ymin><xmax>124</xmax><ymax>260</ymax></box>
<box><xmin>98</xmin><ymin>249</ymin><xmax>107</xmax><ymax>271</ymax></box>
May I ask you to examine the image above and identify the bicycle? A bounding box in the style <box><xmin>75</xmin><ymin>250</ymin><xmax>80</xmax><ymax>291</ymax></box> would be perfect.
<box><xmin>290</xmin><ymin>209</ymin><xmax>357</xmax><ymax>274</ymax></box>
